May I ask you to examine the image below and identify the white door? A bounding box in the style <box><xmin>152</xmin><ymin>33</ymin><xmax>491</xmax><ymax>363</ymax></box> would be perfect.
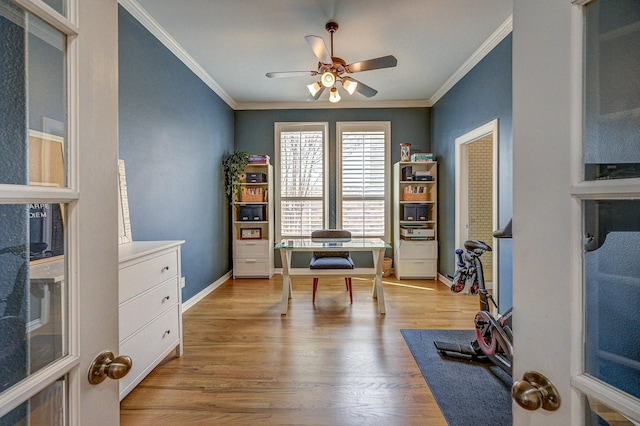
<box><xmin>513</xmin><ymin>0</ymin><xmax>640</xmax><ymax>424</ymax></box>
<box><xmin>0</xmin><ymin>0</ymin><xmax>120</xmax><ymax>424</ymax></box>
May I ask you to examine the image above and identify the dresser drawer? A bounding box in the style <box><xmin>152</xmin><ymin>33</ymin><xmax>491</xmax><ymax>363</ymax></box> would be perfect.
<box><xmin>119</xmin><ymin>278</ymin><xmax>179</xmax><ymax>341</ymax></box>
<box><xmin>234</xmin><ymin>257</ymin><xmax>270</xmax><ymax>277</ymax></box>
<box><xmin>119</xmin><ymin>251</ymin><xmax>178</xmax><ymax>303</ymax></box>
<box><xmin>397</xmin><ymin>259</ymin><xmax>437</xmax><ymax>278</ymax></box>
<box><xmin>119</xmin><ymin>305</ymin><xmax>180</xmax><ymax>396</ymax></box>
<box><xmin>234</xmin><ymin>239</ymin><xmax>270</xmax><ymax>257</ymax></box>
<box><xmin>397</xmin><ymin>240</ymin><xmax>437</xmax><ymax>259</ymax></box>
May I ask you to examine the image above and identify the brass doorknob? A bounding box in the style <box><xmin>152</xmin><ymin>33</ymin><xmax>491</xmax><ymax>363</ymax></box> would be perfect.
<box><xmin>88</xmin><ymin>350</ymin><xmax>132</xmax><ymax>385</ymax></box>
<box><xmin>512</xmin><ymin>371</ymin><xmax>561</xmax><ymax>411</ymax></box>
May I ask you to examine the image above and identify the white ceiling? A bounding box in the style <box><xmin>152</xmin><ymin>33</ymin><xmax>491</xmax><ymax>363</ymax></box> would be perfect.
<box><xmin>128</xmin><ymin>0</ymin><xmax>513</xmax><ymax>109</ymax></box>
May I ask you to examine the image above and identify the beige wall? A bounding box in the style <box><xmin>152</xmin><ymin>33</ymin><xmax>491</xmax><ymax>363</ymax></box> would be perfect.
<box><xmin>467</xmin><ymin>135</ymin><xmax>493</xmax><ymax>281</ymax></box>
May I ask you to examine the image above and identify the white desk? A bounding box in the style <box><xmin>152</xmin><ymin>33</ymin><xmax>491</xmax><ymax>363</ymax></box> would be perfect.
<box><xmin>275</xmin><ymin>237</ymin><xmax>391</xmax><ymax>315</ymax></box>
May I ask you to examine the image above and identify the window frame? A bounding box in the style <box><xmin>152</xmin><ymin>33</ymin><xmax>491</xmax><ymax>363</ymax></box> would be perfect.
<box><xmin>274</xmin><ymin>122</ymin><xmax>329</xmax><ymax>241</ymax></box>
<box><xmin>336</xmin><ymin>121</ymin><xmax>391</xmax><ymax>241</ymax></box>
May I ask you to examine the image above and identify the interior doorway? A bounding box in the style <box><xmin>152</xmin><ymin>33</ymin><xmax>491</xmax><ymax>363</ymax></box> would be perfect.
<box><xmin>455</xmin><ymin>120</ymin><xmax>498</xmax><ymax>293</ymax></box>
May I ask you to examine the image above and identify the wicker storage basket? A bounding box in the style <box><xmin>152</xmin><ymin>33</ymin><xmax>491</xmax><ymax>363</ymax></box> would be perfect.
<box><xmin>402</xmin><ymin>192</ymin><xmax>428</xmax><ymax>201</ymax></box>
<box><xmin>383</xmin><ymin>257</ymin><xmax>393</xmax><ymax>277</ymax></box>
<box><xmin>240</xmin><ymin>192</ymin><xmax>264</xmax><ymax>202</ymax></box>
<box><xmin>239</xmin><ymin>187</ymin><xmax>265</xmax><ymax>202</ymax></box>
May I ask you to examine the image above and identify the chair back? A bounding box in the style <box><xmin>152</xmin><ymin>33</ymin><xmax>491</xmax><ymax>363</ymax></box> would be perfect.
<box><xmin>311</xmin><ymin>229</ymin><xmax>351</xmax><ymax>259</ymax></box>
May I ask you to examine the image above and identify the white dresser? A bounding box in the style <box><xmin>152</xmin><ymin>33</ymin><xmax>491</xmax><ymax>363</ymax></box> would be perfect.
<box><xmin>118</xmin><ymin>240</ymin><xmax>185</xmax><ymax>400</ymax></box>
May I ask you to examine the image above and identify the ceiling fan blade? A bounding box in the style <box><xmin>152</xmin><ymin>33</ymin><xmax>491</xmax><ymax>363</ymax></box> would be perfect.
<box><xmin>265</xmin><ymin>71</ymin><xmax>316</xmax><ymax>78</ymax></box>
<box><xmin>348</xmin><ymin>78</ymin><xmax>378</xmax><ymax>98</ymax></box>
<box><xmin>346</xmin><ymin>55</ymin><xmax>398</xmax><ymax>73</ymax></box>
<box><xmin>305</xmin><ymin>35</ymin><xmax>332</xmax><ymax>64</ymax></box>
<box><xmin>306</xmin><ymin>85</ymin><xmax>326</xmax><ymax>101</ymax></box>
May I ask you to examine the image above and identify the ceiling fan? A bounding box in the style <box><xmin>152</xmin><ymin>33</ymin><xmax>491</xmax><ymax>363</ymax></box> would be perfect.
<box><xmin>265</xmin><ymin>21</ymin><xmax>398</xmax><ymax>102</ymax></box>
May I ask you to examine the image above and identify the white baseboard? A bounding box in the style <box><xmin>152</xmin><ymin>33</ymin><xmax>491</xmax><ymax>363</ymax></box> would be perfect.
<box><xmin>182</xmin><ymin>271</ymin><xmax>232</xmax><ymax>312</ymax></box>
<box><xmin>438</xmin><ymin>272</ymin><xmax>452</xmax><ymax>287</ymax></box>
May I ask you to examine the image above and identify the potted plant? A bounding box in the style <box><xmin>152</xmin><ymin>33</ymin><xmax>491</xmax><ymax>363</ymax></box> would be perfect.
<box><xmin>222</xmin><ymin>151</ymin><xmax>249</xmax><ymax>203</ymax></box>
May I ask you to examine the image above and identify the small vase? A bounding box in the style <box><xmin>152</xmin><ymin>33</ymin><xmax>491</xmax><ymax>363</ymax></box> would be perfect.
<box><xmin>400</xmin><ymin>143</ymin><xmax>411</xmax><ymax>162</ymax></box>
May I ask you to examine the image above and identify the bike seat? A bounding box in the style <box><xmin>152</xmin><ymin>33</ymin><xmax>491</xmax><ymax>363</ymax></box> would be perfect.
<box><xmin>464</xmin><ymin>240</ymin><xmax>492</xmax><ymax>252</ymax></box>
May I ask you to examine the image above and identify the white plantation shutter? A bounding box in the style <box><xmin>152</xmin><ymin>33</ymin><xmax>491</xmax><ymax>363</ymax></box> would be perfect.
<box><xmin>276</xmin><ymin>123</ymin><xmax>327</xmax><ymax>238</ymax></box>
<box><xmin>337</xmin><ymin>122</ymin><xmax>390</xmax><ymax>239</ymax></box>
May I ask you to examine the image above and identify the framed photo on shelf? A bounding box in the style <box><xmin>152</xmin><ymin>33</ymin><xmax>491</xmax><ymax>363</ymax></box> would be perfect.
<box><xmin>240</xmin><ymin>228</ymin><xmax>262</xmax><ymax>239</ymax></box>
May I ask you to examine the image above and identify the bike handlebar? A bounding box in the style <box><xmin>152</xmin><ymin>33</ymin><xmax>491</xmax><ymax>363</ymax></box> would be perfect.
<box><xmin>455</xmin><ymin>248</ymin><xmax>464</xmax><ymax>267</ymax></box>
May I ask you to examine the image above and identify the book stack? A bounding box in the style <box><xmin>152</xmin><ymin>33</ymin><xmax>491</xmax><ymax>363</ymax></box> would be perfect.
<box><xmin>249</xmin><ymin>154</ymin><xmax>270</xmax><ymax>164</ymax></box>
<box><xmin>410</xmin><ymin>153</ymin><xmax>435</xmax><ymax>162</ymax></box>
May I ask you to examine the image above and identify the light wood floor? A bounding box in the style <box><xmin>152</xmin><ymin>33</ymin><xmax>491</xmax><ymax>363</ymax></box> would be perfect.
<box><xmin>120</xmin><ymin>274</ymin><xmax>480</xmax><ymax>425</ymax></box>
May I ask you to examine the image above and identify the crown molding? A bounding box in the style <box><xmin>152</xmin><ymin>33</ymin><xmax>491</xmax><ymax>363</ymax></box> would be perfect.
<box><xmin>118</xmin><ymin>0</ymin><xmax>237</xmax><ymax>109</ymax></box>
<box><xmin>235</xmin><ymin>99</ymin><xmax>432</xmax><ymax>111</ymax></box>
<box><xmin>119</xmin><ymin>0</ymin><xmax>510</xmax><ymax>111</ymax></box>
<box><xmin>430</xmin><ymin>15</ymin><xmax>513</xmax><ymax>106</ymax></box>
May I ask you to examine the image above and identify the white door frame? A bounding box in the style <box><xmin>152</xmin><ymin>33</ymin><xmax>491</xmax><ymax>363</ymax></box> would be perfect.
<box><xmin>455</xmin><ymin>119</ymin><xmax>499</xmax><ymax>295</ymax></box>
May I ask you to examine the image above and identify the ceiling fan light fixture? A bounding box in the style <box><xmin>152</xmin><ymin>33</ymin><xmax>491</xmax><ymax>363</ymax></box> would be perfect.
<box><xmin>307</xmin><ymin>81</ymin><xmax>322</xmax><ymax>97</ymax></box>
<box><xmin>342</xmin><ymin>79</ymin><xmax>358</xmax><ymax>95</ymax></box>
<box><xmin>321</xmin><ymin>71</ymin><xmax>336</xmax><ymax>88</ymax></box>
<box><xmin>329</xmin><ymin>87</ymin><xmax>341</xmax><ymax>103</ymax></box>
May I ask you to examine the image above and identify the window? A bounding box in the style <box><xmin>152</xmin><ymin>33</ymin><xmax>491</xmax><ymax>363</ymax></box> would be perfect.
<box><xmin>275</xmin><ymin>121</ymin><xmax>390</xmax><ymax>241</ymax></box>
<box><xmin>275</xmin><ymin>123</ymin><xmax>328</xmax><ymax>239</ymax></box>
<box><xmin>337</xmin><ymin>122</ymin><xmax>390</xmax><ymax>239</ymax></box>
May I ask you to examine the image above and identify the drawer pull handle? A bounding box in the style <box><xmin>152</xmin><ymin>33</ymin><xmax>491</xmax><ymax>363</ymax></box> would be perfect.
<box><xmin>163</xmin><ymin>329</ymin><xmax>171</xmax><ymax>338</ymax></box>
<box><xmin>161</xmin><ymin>266</ymin><xmax>170</xmax><ymax>272</ymax></box>
<box><xmin>162</xmin><ymin>295</ymin><xmax>170</xmax><ymax>302</ymax></box>
<box><xmin>246</xmin><ymin>259</ymin><xmax>256</xmax><ymax>263</ymax></box>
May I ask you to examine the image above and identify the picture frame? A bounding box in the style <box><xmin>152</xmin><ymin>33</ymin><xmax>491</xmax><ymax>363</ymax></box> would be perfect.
<box><xmin>240</xmin><ymin>228</ymin><xmax>262</xmax><ymax>239</ymax></box>
<box><xmin>118</xmin><ymin>159</ymin><xmax>132</xmax><ymax>244</ymax></box>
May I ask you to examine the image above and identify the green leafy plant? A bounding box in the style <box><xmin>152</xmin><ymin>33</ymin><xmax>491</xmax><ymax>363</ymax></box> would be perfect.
<box><xmin>222</xmin><ymin>151</ymin><xmax>249</xmax><ymax>202</ymax></box>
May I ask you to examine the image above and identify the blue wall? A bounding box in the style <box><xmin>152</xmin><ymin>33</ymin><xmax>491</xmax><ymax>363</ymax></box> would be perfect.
<box><xmin>431</xmin><ymin>34</ymin><xmax>513</xmax><ymax>309</ymax></box>
<box><xmin>118</xmin><ymin>7</ymin><xmax>235</xmax><ymax>301</ymax></box>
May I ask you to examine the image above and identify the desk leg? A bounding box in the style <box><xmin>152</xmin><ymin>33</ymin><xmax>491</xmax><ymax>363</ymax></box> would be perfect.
<box><xmin>280</xmin><ymin>250</ymin><xmax>292</xmax><ymax>315</ymax></box>
<box><xmin>372</xmin><ymin>248</ymin><xmax>386</xmax><ymax>314</ymax></box>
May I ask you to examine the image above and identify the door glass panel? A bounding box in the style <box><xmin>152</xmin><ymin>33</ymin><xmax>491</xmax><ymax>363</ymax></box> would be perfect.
<box><xmin>0</xmin><ymin>0</ymin><xmax>67</xmax><ymax>187</ymax></box>
<box><xmin>0</xmin><ymin>376</ymin><xmax>66</xmax><ymax>425</ymax></box>
<box><xmin>584</xmin><ymin>200</ymin><xmax>640</xmax><ymax>398</ymax></box>
<box><xmin>0</xmin><ymin>203</ymin><xmax>66</xmax><ymax>393</ymax></box>
<box><xmin>583</xmin><ymin>0</ymin><xmax>640</xmax><ymax>181</ymax></box>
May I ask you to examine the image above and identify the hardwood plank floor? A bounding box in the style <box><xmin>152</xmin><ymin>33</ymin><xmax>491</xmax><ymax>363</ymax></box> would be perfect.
<box><xmin>120</xmin><ymin>274</ymin><xmax>480</xmax><ymax>425</ymax></box>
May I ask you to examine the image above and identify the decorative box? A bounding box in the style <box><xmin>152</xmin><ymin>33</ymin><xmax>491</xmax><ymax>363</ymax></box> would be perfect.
<box><xmin>239</xmin><ymin>205</ymin><xmax>265</xmax><ymax>221</ymax></box>
<box><xmin>245</xmin><ymin>172</ymin><xmax>266</xmax><ymax>183</ymax></box>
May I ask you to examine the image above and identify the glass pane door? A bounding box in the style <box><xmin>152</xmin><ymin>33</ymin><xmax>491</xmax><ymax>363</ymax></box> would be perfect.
<box><xmin>0</xmin><ymin>0</ymin><xmax>73</xmax><ymax>423</ymax></box>
<box><xmin>577</xmin><ymin>0</ymin><xmax>640</xmax><ymax>423</ymax></box>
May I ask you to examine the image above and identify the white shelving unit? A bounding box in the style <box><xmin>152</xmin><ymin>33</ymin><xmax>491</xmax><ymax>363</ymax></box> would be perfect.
<box><xmin>393</xmin><ymin>161</ymin><xmax>438</xmax><ymax>279</ymax></box>
<box><xmin>232</xmin><ymin>162</ymin><xmax>274</xmax><ymax>278</ymax></box>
